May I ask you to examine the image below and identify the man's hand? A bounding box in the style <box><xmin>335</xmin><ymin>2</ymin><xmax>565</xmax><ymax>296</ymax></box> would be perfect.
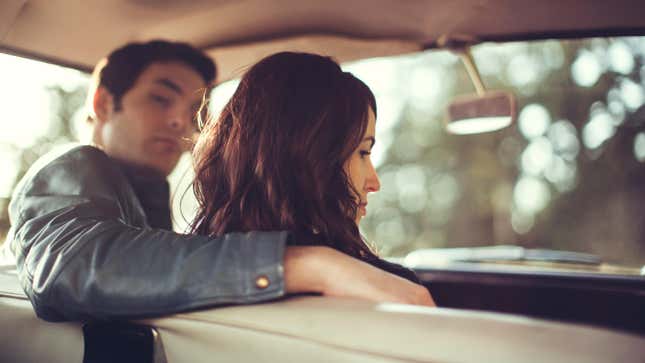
<box><xmin>284</xmin><ymin>246</ymin><xmax>436</xmax><ymax>307</ymax></box>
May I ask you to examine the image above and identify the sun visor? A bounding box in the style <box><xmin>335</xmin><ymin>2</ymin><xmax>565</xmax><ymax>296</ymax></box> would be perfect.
<box><xmin>206</xmin><ymin>35</ymin><xmax>421</xmax><ymax>82</ymax></box>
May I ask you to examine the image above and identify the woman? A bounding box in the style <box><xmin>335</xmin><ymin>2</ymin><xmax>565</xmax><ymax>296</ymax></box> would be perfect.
<box><xmin>191</xmin><ymin>52</ymin><xmax>420</xmax><ymax>283</ymax></box>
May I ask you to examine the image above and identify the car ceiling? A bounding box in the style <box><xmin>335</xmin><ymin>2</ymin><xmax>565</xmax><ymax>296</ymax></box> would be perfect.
<box><xmin>1</xmin><ymin>0</ymin><xmax>645</xmax><ymax>82</ymax></box>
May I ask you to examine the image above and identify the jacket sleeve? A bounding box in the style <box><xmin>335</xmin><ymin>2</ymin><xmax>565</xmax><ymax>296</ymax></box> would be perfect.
<box><xmin>7</xmin><ymin>146</ymin><xmax>288</xmax><ymax>322</ymax></box>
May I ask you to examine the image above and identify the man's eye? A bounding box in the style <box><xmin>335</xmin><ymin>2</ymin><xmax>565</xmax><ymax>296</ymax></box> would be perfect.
<box><xmin>150</xmin><ymin>94</ymin><xmax>171</xmax><ymax>106</ymax></box>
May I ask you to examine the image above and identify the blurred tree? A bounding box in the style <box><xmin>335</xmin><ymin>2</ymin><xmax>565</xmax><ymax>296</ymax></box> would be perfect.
<box><xmin>360</xmin><ymin>37</ymin><xmax>645</xmax><ymax>267</ymax></box>
<box><xmin>0</xmin><ymin>84</ymin><xmax>86</xmax><ymax>244</ymax></box>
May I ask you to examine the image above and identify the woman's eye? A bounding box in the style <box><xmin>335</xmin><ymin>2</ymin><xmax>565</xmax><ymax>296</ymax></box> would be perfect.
<box><xmin>359</xmin><ymin>150</ymin><xmax>371</xmax><ymax>159</ymax></box>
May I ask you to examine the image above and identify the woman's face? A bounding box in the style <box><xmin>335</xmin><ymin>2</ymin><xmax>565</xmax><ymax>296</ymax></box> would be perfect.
<box><xmin>344</xmin><ymin>107</ymin><xmax>380</xmax><ymax>224</ymax></box>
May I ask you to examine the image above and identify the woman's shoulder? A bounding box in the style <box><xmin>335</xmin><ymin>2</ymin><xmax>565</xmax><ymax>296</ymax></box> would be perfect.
<box><xmin>369</xmin><ymin>257</ymin><xmax>420</xmax><ymax>284</ymax></box>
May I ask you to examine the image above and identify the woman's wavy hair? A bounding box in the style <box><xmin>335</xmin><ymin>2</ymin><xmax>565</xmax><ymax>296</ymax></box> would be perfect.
<box><xmin>190</xmin><ymin>52</ymin><xmax>378</xmax><ymax>260</ymax></box>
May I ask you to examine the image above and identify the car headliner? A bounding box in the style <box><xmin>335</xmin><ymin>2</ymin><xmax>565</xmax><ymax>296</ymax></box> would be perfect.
<box><xmin>1</xmin><ymin>0</ymin><xmax>645</xmax><ymax>81</ymax></box>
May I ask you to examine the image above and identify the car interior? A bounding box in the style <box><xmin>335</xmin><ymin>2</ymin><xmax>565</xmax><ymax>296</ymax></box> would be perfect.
<box><xmin>1</xmin><ymin>1</ymin><xmax>645</xmax><ymax>362</ymax></box>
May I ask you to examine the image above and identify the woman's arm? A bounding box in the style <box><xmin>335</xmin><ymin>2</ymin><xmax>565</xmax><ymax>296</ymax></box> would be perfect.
<box><xmin>284</xmin><ymin>246</ymin><xmax>436</xmax><ymax>306</ymax></box>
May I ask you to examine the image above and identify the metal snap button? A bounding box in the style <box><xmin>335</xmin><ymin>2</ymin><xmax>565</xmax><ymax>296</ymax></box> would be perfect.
<box><xmin>255</xmin><ymin>275</ymin><xmax>270</xmax><ymax>289</ymax></box>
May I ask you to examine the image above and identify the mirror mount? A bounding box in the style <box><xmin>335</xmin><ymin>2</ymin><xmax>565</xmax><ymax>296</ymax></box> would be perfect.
<box><xmin>437</xmin><ymin>34</ymin><xmax>485</xmax><ymax>95</ymax></box>
<box><xmin>455</xmin><ymin>46</ymin><xmax>486</xmax><ymax>96</ymax></box>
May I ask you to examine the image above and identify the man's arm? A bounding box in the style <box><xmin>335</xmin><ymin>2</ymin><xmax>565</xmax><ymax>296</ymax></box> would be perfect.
<box><xmin>9</xmin><ymin>146</ymin><xmax>288</xmax><ymax>321</ymax></box>
<box><xmin>10</xmin><ymin>145</ymin><xmax>432</xmax><ymax>322</ymax></box>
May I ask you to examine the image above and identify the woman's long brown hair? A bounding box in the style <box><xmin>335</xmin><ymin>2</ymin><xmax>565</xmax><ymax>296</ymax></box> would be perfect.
<box><xmin>190</xmin><ymin>52</ymin><xmax>378</xmax><ymax>261</ymax></box>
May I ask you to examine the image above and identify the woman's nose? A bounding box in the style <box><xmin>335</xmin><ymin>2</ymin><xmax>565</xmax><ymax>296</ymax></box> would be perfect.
<box><xmin>365</xmin><ymin>164</ymin><xmax>380</xmax><ymax>193</ymax></box>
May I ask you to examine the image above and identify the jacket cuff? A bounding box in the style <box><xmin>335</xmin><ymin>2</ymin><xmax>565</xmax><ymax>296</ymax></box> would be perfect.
<box><xmin>236</xmin><ymin>230</ymin><xmax>289</xmax><ymax>303</ymax></box>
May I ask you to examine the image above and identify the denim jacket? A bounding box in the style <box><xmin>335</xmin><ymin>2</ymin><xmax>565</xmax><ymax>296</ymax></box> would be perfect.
<box><xmin>7</xmin><ymin>145</ymin><xmax>288</xmax><ymax>321</ymax></box>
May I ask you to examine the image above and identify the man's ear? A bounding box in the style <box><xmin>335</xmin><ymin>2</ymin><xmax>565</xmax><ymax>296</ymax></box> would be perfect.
<box><xmin>93</xmin><ymin>86</ymin><xmax>114</xmax><ymax>123</ymax></box>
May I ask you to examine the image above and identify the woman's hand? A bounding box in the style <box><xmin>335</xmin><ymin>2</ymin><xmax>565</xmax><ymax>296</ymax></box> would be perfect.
<box><xmin>284</xmin><ymin>246</ymin><xmax>436</xmax><ymax>307</ymax></box>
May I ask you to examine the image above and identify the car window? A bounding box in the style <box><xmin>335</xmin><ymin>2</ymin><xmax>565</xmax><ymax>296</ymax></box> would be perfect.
<box><xmin>345</xmin><ymin>36</ymin><xmax>645</xmax><ymax>271</ymax></box>
<box><xmin>208</xmin><ymin>37</ymin><xmax>645</xmax><ymax>272</ymax></box>
<box><xmin>2</xmin><ymin>36</ymin><xmax>644</xmax><ymax>273</ymax></box>
<box><xmin>0</xmin><ymin>53</ymin><xmax>89</xmax><ymax>243</ymax></box>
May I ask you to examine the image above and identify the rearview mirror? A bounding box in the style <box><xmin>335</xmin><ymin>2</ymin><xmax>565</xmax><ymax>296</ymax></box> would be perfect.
<box><xmin>445</xmin><ymin>91</ymin><xmax>516</xmax><ymax>135</ymax></box>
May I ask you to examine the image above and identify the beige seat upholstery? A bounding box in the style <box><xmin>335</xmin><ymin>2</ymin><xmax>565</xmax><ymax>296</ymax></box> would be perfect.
<box><xmin>0</xmin><ymin>265</ymin><xmax>84</xmax><ymax>363</ymax></box>
<box><xmin>142</xmin><ymin>296</ymin><xmax>645</xmax><ymax>363</ymax></box>
<box><xmin>2</xmin><ymin>264</ymin><xmax>644</xmax><ymax>363</ymax></box>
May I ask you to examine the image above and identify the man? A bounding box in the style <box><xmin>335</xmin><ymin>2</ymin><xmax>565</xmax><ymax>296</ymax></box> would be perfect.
<box><xmin>6</xmin><ymin>40</ymin><xmax>434</xmax><ymax>322</ymax></box>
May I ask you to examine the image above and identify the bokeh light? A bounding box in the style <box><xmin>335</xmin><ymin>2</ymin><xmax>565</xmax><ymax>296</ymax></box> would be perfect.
<box><xmin>518</xmin><ymin>104</ymin><xmax>551</xmax><ymax>139</ymax></box>
<box><xmin>544</xmin><ymin>156</ymin><xmax>577</xmax><ymax>192</ymax></box>
<box><xmin>513</xmin><ymin>176</ymin><xmax>551</xmax><ymax>215</ymax></box>
<box><xmin>395</xmin><ymin>165</ymin><xmax>428</xmax><ymax>213</ymax></box>
<box><xmin>619</xmin><ymin>78</ymin><xmax>645</xmax><ymax>111</ymax></box>
<box><xmin>428</xmin><ymin>173</ymin><xmax>459</xmax><ymax>212</ymax></box>
<box><xmin>582</xmin><ymin>109</ymin><xmax>616</xmax><ymax>149</ymax></box>
<box><xmin>511</xmin><ymin>209</ymin><xmax>535</xmax><ymax>235</ymax></box>
<box><xmin>507</xmin><ymin>54</ymin><xmax>541</xmax><ymax>88</ymax></box>
<box><xmin>634</xmin><ymin>132</ymin><xmax>645</xmax><ymax>162</ymax></box>
<box><xmin>547</xmin><ymin>120</ymin><xmax>580</xmax><ymax>161</ymax></box>
<box><xmin>521</xmin><ymin>137</ymin><xmax>554</xmax><ymax>176</ymax></box>
<box><xmin>608</xmin><ymin>41</ymin><xmax>635</xmax><ymax>75</ymax></box>
<box><xmin>571</xmin><ymin>50</ymin><xmax>603</xmax><ymax>87</ymax></box>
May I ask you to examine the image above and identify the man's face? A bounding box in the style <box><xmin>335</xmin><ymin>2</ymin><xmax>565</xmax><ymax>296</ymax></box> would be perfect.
<box><xmin>96</xmin><ymin>61</ymin><xmax>206</xmax><ymax>175</ymax></box>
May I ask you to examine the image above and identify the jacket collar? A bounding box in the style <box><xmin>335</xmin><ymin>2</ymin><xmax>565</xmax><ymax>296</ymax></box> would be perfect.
<box><xmin>112</xmin><ymin>158</ymin><xmax>173</xmax><ymax>230</ymax></box>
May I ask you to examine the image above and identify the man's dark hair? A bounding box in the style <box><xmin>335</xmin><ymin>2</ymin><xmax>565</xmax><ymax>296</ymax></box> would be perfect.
<box><xmin>98</xmin><ymin>40</ymin><xmax>217</xmax><ymax>110</ymax></box>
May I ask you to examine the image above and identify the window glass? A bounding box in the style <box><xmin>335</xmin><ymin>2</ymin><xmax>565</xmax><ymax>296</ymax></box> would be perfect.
<box><xmin>344</xmin><ymin>37</ymin><xmax>645</xmax><ymax>269</ymax></box>
<box><xmin>0</xmin><ymin>53</ymin><xmax>88</xmax><ymax>241</ymax></box>
<box><xmin>3</xmin><ymin>36</ymin><xmax>645</xmax><ymax>271</ymax></box>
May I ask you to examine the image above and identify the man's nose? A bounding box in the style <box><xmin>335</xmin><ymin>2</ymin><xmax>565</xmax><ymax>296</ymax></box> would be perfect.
<box><xmin>168</xmin><ymin>113</ymin><xmax>192</xmax><ymax>133</ymax></box>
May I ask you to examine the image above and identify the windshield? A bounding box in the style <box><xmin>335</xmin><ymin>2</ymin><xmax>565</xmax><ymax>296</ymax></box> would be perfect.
<box><xmin>344</xmin><ymin>36</ymin><xmax>645</xmax><ymax>271</ymax></box>
<box><xmin>1</xmin><ymin>36</ymin><xmax>644</xmax><ymax>272</ymax></box>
